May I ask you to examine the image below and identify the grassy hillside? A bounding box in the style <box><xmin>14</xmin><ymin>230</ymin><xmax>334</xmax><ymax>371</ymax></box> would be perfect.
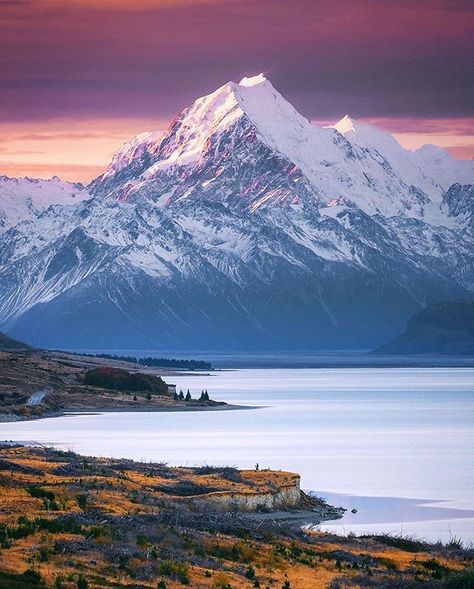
<box><xmin>0</xmin><ymin>445</ymin><xmax>472</xmax><ymax>589</ymax></box>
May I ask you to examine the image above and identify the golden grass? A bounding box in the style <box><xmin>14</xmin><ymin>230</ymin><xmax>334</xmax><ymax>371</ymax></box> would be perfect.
<box><xmin>0</xmin><ymin>446</ymin><xmax>471</xmax><ymax>589</ymax></box>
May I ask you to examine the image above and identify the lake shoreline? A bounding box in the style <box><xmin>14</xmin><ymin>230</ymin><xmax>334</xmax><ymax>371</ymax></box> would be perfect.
<box><xmin>1</xmin><ymin>443</ymin><xmax>472</xmax><ymax>589</ymax></box>
<box><xmin>0</xmin><ymin>402</ymin><xmax>258</xmax><ymax>423</ymax></box>
<box><xmin>2</xmin><ymin>365</ymin><xmax>473</xmax><ymax>544</ymax></box>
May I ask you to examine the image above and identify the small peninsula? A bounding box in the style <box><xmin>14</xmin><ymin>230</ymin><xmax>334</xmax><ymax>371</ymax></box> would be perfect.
<box><xmin>0</xmin><ymin>332</ymin><xmax>233</xmax><ymax>422</ymax></box>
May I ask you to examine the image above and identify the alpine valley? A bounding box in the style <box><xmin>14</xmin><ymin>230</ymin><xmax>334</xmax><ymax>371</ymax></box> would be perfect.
<box><xmin>1</xmin><ymin>75</ymin><xmax>473</xmax><ymax>350</ymax></box>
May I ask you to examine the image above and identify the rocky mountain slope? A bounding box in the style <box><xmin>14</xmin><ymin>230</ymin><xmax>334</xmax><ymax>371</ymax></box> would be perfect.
<box><xmin>375</xmin><ymin>300</ymin><xmax>474</xmax><ymax>355</ymax></box>
<box><xmin>0</xmin><ymin>75</ymin><xmax>473</xmax><ymax>350</ymax></box>
<box><xmin>0</xmin><ymin>175</ymin><xmax>90</xmax><ymax>233</ymax></box>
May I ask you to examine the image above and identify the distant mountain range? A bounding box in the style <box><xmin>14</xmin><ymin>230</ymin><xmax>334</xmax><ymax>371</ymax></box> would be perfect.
<box><xmin>375</xmin><ymin>300</ymin><xmax>474</xmax><ymax>356</ymax></box>
<box><xmin>0</xmin><ymin>74</ymin><xmax>473</xmax><ymax>350</ymax></box>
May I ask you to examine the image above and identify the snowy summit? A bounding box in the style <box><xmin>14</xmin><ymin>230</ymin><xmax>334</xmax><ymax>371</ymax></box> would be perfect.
<box><xmin>0</xmin><ymin>74</ymin><xmax>473</xmax><ymax>351</ymax></box>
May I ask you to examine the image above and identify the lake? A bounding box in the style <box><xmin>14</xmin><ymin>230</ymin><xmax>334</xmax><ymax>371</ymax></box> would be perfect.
<box><xmin>2</xmin><ymin>367</ymin><xmax>473</xmax><ymax>543</ymax></box>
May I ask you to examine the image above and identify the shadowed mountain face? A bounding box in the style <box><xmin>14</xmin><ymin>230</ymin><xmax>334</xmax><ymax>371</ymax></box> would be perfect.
<box><xmin>375</xmin><ymin>300</ymin><xmax>474</xmax><ymax>356</ymax></box>
<box><xmin>0</xmin><ymin>75</ymin><xmax>473</xmax><ymax>350</ymax></box>
<box><xmin>0</xmin><ymin>331</ymin><xmax>31</xmax><ymax>351</ymax></box>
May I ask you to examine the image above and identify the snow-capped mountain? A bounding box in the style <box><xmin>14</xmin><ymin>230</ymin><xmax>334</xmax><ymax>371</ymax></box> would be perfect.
<box><xmin>1</xmin><ymin>74</ymin><xmax>473</xmax><ymax>350</ymax></box>
<box><xmin>0</xmin><ymin>175</ymin><xmax>90</xmax><ymax>233</ymax></box>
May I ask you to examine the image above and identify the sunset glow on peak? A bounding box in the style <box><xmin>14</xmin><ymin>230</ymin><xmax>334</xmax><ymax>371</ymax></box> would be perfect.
<box><xmin>239</xmin><ymin>74</ymin><xmax>268</xmax><ymax>87</ymax></box>
<box><xmin>0</xmin><ymin>0</ymin><xmax>472</xmax><ymax>181</ymax></box>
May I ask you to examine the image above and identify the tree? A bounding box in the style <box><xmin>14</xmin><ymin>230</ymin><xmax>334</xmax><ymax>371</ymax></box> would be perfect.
<box><xmin>178</xmin><ymin>390</ymin><xmax>184</xmax><ymax>401</ymax></box>
<box><xmin>185</xmin><ymin>391</ymin><xmax>192</xmax><ymax>402</ymax></box>
<box><xmin>173</xmin><ymin>392</ymin><xmax>179</xmax><ymax>401</ymax></box>
<box><xmin>146</xmin><ymin>392</ymin><xmax>152</xmax><ymax>401</ymax></box>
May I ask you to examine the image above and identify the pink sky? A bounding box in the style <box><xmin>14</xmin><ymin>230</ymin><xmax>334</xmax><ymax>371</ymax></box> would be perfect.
<box><xmin>1</xmin><ymin>0</ymin><xmax>473</xmax><ymax>182</ymax></box>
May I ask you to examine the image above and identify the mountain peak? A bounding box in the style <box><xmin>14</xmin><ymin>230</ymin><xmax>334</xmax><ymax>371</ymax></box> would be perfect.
<box><xmin>333</xmin><ymin>114</ymin><xmax>356</xmax><ymax>134</ymax></box>
<box><xmin>238</xmin><ymin>73</ymin><xmax>268</xmax><ymax>87</ymax></box>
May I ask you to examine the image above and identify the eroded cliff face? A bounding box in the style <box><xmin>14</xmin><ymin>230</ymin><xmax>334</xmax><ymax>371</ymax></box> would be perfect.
<box><xmin>188</xmin><ymin>473</ymin><xmax>301</xmax><ymax>512</ymax></box>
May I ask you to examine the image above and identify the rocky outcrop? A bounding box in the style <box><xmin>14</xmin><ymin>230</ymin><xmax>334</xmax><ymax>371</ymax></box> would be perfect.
<box><xmin>187</xmin><ymin>473</ymin><xmax>301</xmax><ymax>512</ymax></box>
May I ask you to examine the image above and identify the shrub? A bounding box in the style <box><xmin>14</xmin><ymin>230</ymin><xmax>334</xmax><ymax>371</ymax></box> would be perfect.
<box><xmin>36</xmin><ymin>516</ymin><xmax>83</xmax><ymax>535</ymax></box>
<box><xmin>77</xmin><ymin>576</ymin><xmax>89</xmax><ymax>589</ymax></box>
<box><xmin>365</xmin><ymin>534</ymin><xmax>425</xmax><ymax>553</ymax></box>
<box><xmin>26</xmin><ymin>485</ymin><xmax>55</xmax><ymax>503</ymax></box>
<box><xmin>159</xmin><ymin>560</ymin><xmax>190</xmax><ymax>584</ymax></box>
<box><xmin>444</xmin><ymin>567</ymin><xmax>474</xmax><ymax>588</ymax></box>
<box><xmin>445</xmin><ymin>535</ymin><xmax>464</xmax><ymax>550</ymax></box>
<box><xmin>23</xmin><ymin>569</ymin><xmax>42</xmax><ymax>583</ymax></box>
<box><xmin>76</xmin><ymin>493</ymin><xmax>88</xmax><ymax>510</ymax></box>
<box><xmin>212</xmin><ymin>572</ymin><xmax>232</xmax><ymax>588</ymax></box>
<box><xmin>420</xmin><ymin>558</ymin><xmax>450</xmax><ymax>579</ymax></box>
<box><xmin>245</xmin><ymin>566</ymin><xmax>256</xmax><ymax>579</ymax></box>
<box><xmin>38</xmin><ymin>547</ymin><xmax>50</xmax><ymax>562</ymax></box>
<box><xmin>0</xmin><ymin>570</ymin><xmax>46</xmax><ymax>588</ymax></box>
<box><xmin>137</xmin><ymin>533</ymin><xmax>149</xmax><ymax>547</ymax></box>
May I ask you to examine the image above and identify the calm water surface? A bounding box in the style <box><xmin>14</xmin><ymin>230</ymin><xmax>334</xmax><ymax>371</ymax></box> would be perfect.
<box><xmin>2</xmin><ymin>368</ymin><xmax>473</xmax><ymax>543</ymax></box>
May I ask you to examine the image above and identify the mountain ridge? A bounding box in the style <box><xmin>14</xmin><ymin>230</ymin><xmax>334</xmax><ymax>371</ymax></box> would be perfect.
<box><xmin>375</xmin><ymin>300</ymin><xmax>474</xmax><ymax>355</ymax></box>
<box><xmin>0</xmin><ymin>74</ymin><xmax>473</xmax><ymax>350</ymax></box>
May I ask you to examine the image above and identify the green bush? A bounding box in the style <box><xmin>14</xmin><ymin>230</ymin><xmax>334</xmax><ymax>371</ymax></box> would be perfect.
<box><xmin>420</xmin><ymin>558</ymin><xmax>450</xmax><ymax>579</ymax></box>
<box><xmin>444</xmin><ymin>567</ymin><xmax>474</xmax><ymax>588</ymax></box>
<box><xmin>158</xmin><ymin>560</ymin><xmax>190</xmax><ymax>584</ymax></box>
<box><xmin>365</xmin><ymin>533</ymin><xmax>426</xmax><ymax>552</ymax></box>
<box><xmin>77</xmin><ymin>576</ymin><xmax>89</xmax><ymax>589</ymax></box>
<box><xmin>76</xmin><ymin>493</ymin><xmax>88</xmax><ymax>510</ymax></box>
<box><xmin>245</xmin><ymin>566</ymin><xmax>256</xmax><ymax>579</ymax></box>
<box><xmin>0</xmin><ymin>570</ymin><xmax>45</xmax><ymax>589</ymax></box>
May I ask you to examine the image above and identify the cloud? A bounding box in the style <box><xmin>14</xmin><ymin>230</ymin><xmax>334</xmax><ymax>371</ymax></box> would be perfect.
<box><xmin>0</xmin><ymin>0</ymin><xmax>472</xmax><ymax>123</ymax></box>
<box><xmin>0</xmin><ymin>0</ymin><xmax>472</xmax><ymax>180</ymax></box>
<box><xmin>360</xmin><ymin>117</ymin><xmax>474</xmax><ymax>136</ymax></box>
<box><xmin>0</xmin><ymin>0</ymin><xmax>31</xmax><ymax>7</ymax></box>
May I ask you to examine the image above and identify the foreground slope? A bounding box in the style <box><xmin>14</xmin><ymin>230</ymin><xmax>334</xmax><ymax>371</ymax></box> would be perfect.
<box><xmin>0</xmin><ymin>75</ymin><xmax>473</xmax><ymax>349</ymax></box>
<box><xmin>0</xmin><ymin>445</ymin><xmax>472</xmax><ymax>589</ymax></box>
